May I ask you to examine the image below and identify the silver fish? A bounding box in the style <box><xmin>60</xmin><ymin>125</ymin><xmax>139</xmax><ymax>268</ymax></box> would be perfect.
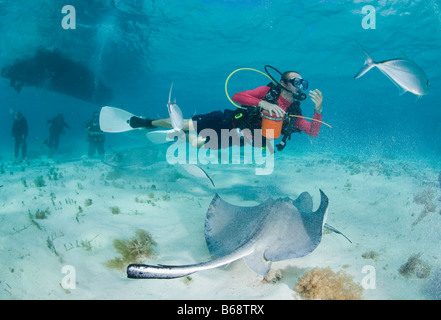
<box><xmin>167</xmin><ymin>82</ymin><xmax>183</xmax><ymax>131</ymax></box>
<box><xmin>354</xmin><ymin>43</ymin><xmax>430</xmax><ymax>96</ymax></box>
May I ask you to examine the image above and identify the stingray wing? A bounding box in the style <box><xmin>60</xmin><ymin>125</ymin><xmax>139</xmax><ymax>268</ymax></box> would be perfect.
<box><xmin>205</xmin><ymin>194</ymin><xmax>274</xmax><ymax>257</ymax></box>
<box><xmin>205</xmin><ymin>191</ymin><xmax>329</xmax><ymax>263</ymax></box>
<box><xmin>263</xmin><ymin>190</ymin><xmax>329</xmax><ymax>261</ymax></box>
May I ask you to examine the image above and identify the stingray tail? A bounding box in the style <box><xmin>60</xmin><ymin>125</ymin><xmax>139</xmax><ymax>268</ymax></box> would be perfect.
<box><xmin>324</xmin><ymin>223</ymin><xmax>352</xmax><ymax>243</ymax></box>
<box><xmin>127</xmin><ymin>246</ymin><xmax>254</xmax><ymax>279</ymax></box>
<box><xmin>127</xmin><ymin>263</ymin><xmax>198</xmax><ymax>279</ymax></box>
<box><xmin>354</xmin><ymin>41</ymin><xmax>376</xmax><ymax>79</ymax></box>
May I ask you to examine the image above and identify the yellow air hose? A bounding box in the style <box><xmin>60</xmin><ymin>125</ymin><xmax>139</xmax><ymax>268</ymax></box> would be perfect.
<box><xmin>225</xmin><ymin>68</ymin><xmax>332</xmax><ymax>129</ymax></box>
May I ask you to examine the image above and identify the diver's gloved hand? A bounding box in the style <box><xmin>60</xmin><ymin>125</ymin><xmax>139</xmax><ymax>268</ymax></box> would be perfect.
<box><xmin>258</xmin><ymin>100</ymin><xmax>286</xmax><ymax>118</ymax></box>
<box><xmin>129</xmin><ymin>116</ymin><xmax>156</xmax><ymax>129</ymax></box>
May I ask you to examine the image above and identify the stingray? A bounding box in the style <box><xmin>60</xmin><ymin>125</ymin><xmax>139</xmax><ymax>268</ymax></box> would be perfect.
<box><xmin>128</xmin><ymin>190</ymin><xmax>346</xmax><ymax>279</ymax></box>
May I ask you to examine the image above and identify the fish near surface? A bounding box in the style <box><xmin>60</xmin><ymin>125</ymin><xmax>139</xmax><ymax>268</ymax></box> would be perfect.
<box><xmin>354</xmin><ymin>42</ymin><xmax>430</xmax><ymax>97</ymax></box>
<box><xmin>127</xmin><ymin>190</ymin><xmax>330</xmax><ymax>279</ymax></box>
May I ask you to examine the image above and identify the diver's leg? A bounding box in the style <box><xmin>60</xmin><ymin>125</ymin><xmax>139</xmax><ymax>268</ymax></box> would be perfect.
<box><xmin>182</xmin><ymin>119</ymin><xmax>190</xmax><ymax>131</ymax></box>
<box><xmin>54</xmin><ymin>135</ymin><xmax>60</xmax><ymax>150</ymax></box>
<box><xmin>152</xmin><ymin>118</ymin><xmax>190</xmax><ymax>130</ymax></box>
<box><xmin>88</xmin><ymin>142</ymin><xmax>94</xmax><ymax>157</ymax></box>
<box><xmin>129</xmin><ymin>116</ymin><xmax>157</xmax><ymax>129</ymax></box>
<box><xmin>97</xmin><ymin>137</ymin><xmax>105</xmax><ymax>156</ymax></box>
<box><xmin>151</xmin><ymin>118</ymin><xmax>172</xmax><ymax>129</ymax></box>
<box><xmin>188</xmin><ymin>119</ymin><xmax>207</xmax><ymax>149</ymax></box>
<box><xmin>22</xmin><ymin>139</ymin><xmax>27</xmax><ymax>159</ymax></box>
<box><xmin>130</xmin><ymin>116</ymin><xmax>173</xmax><ymax>129</ymax></box>
<box><xmin>131</xmin><ymin>117</ymin><xmax>190</xmax><ymax>130</ymax></box>
<box><xmin>48</xmin><ymin>132</ymin><xmax>55</xmax><ymax>149</ymax></box>
<box><xmin>14</xmin><ymin>138</ymin><xmax>20</xmax><ymax>159</ymax></box>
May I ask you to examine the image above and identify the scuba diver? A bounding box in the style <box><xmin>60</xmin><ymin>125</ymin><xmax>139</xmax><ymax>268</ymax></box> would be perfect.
<box><xmin>46</xmin><ymin>113</ymin><xmax>70</xmax><ymax>151</ymax></box>
<box><xmin>230</xmin><ymin>69</ymin><xmax>323</xmax><ymax>151</ymax></box>
<box><xmin>128</xmin><ymin>66</ymin><xmax>324</xmax><ymax>151</ymax></box>
<box><xmin>11</xmin><ymin>111</ymin><xmax>28</xmax><ymax>161</ymax></box>
<box><xmin>85</xmin><ymin>111</ymin><xmax>105</xmax><ymax>157</ymax></box>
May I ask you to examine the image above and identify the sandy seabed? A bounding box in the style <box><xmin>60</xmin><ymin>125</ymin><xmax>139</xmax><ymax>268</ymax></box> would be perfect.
<box><xmin>0</xmin><ymin>147</ymin><xmax>440</xmax><ymax>300</ymax></box>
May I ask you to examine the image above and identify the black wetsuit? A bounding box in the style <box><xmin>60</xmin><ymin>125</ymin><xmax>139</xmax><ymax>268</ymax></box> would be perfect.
<box><xmin>85</xmin><ymin>115</ymin><xmax>105</xmax><ymax>157</ymax></box>
<box><xmin>12</xmin><ymin>114</ymin><xmax>28</xmax><ymax>159</ymax></box>
<box><xmin>47</xmin><ymin>115</ymin><xmax>70</xmax><ymax>150</ymax></box>
<box><xmin>191</xmin><ymin>109</ymin><xmax>240</xmax><ymax>149</ymax></box>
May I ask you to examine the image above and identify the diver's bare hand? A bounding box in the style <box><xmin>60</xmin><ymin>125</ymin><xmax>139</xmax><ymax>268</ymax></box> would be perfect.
<box><xmin>258</xmin><ymin>100</ymin><xmax>286</xmax><ymax>118</ymax></box>
<box><xmin>309</xmin><ymin>89</ymin><xmax>323</xmax><ymax>114</ymax></box>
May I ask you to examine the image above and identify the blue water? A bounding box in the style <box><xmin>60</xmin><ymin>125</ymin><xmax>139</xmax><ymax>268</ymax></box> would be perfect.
<box><xmin>1</xmin><ymin>0</ymin><xmax>440</xmax><ymax>159</ymax></box>
<box><xmin>1</xmin><ymin>0</ymin><xmax>441</xmax><ymax>300</ymax></box>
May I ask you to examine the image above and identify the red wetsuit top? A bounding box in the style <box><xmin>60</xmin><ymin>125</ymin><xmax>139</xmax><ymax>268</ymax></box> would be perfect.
<box><xmin>232</xmin><ymin>86</ymin><xmax>322</xmax><ymax>137</ymax></box>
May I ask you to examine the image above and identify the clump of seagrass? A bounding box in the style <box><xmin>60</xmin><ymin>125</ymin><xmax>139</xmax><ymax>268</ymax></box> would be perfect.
<box><xmin>34</xmin><ymin>175</ymin><xmax>46</xmax><ymax>187</ymax></box>
<box><xmin>398</xmin><ymin>253</ymin><xmax>431</xmax><ymax>279</ymax></box>
<box><xmin>295</xmin><ymin>267</ymin><xmax>363</xmax><ymax>300</ymax></box>
<box><xmin>105</xmin><ymin>229</ymin><xmax>157</xmax><ymax>270</ymax></box>
<box><xmin>412</xmin><ymin>189</ymin><xmax>437</xmax><ymax>226</ymax></box>
<box><xmin>109</xmin><ymin>206</ymin><xmax>121</xmax><ymax>215</ymax></box>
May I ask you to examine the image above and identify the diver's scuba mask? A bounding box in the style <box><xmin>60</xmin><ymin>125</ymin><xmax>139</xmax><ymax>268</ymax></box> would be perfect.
<box><xmin>285</xmin><ymin>77</ymin><xmax>308</xmax><ymax>101</ymax></box>
<box><xmin>264</xmin><ymin>65</ymin><xmax>308</xmax><ymax>101</ymax></box>
<box><xmin>288</xmin><ymin>77</ymin><xmax>309</xmax><ymax>90</ymax></box>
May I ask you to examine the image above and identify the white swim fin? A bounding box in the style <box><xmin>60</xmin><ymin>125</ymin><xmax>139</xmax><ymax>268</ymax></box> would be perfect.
<box><xmin>99</xmin><ymin>106</ymin><xmax>137</xmax><ymax>133</ymax></box>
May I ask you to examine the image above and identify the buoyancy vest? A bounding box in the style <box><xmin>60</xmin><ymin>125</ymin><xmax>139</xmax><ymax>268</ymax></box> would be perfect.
<box><xmin>232</xmin><ymin>82</ymin><xmax>302</xmax><ymax>136</ymax></box>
